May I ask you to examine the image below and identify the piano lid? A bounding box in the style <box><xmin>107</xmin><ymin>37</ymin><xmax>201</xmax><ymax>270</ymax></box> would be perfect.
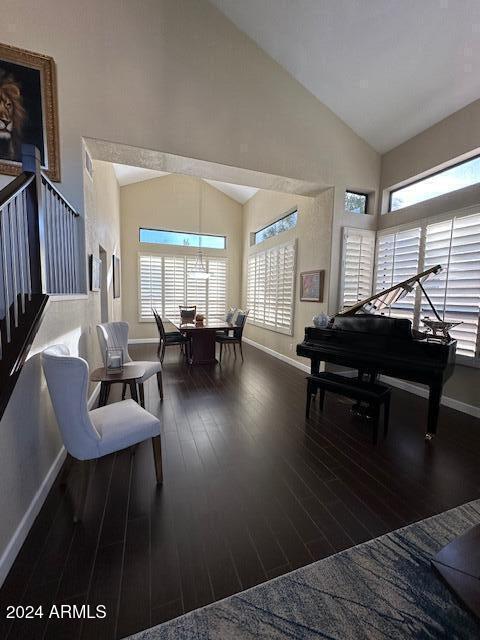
<box><xmin>338</xmin><ymin>264</ymin><xmax>442</xmax><ymax>317</ymax></box>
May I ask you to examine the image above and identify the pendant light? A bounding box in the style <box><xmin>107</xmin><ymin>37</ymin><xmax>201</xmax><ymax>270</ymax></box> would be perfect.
<box><xmin>189</xmin><ymin>179</ymin><xmax>210</xmax><ymax>280</ymax></box>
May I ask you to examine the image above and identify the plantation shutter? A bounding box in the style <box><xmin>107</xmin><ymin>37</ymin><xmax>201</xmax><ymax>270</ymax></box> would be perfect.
<box><xmin>163</xmin><ymin>256</ymin><xmax>186</xmax><ymax>318</ymax></box>
<box><xmin>186</xmin><ymin>257</ymin><xmax>208</xmax><ymax>316</ymax></box>
<box><xmin>375</xmin><ymin>227</ymin><xmax>421</xmax><ymax>322</ymax></box>
<box><xmin>277</xmin><ymin>242</ymin><xmax>295</xmax><ymax>331</ymax></box>
<box><xmin>422</xmin><ymin>213</ymin><xmax>480</xmax><ymax>357</ymax></box>
<box><xmin>247</xmin><ymin>240</ymin><xmax>296</xmax><ymax>335</ymax></box>
<box><xmin>139</xmin><ymin>254</ymin><xmax>227</xmax><ymax>321</ymax></box>
<box><xmin>341</xmin><ymin>229</ymin><xmax>375</xmax><ymax>310</ymax></box>
<box><xmin>139</xmin><ymin>255</ymin><xmax>163</xmax><ymax>320</ymax></box>
<box><xmin>207</xmin><ymin>258</ymin><xmax>227</xmax><ymax>318</ymax></box>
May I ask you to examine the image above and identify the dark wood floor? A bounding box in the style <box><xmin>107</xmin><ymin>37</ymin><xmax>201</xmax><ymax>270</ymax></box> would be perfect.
<box><xmin>1</xmin><ymin>342</ymin><xmax>479</xmax><ymax>639</ymax></box>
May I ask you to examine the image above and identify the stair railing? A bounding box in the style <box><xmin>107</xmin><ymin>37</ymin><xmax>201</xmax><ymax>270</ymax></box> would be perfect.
<box><xmin>0</xmin><ymin>144</ymin><xmax>82</xmax><ymax>418</ymax></box>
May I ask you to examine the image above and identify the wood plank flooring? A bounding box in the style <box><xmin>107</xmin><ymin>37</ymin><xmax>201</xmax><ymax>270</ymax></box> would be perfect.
<box><xmin>1</xmin><ymin>342</ymin><xmax>479</xmax><ymax>639</ymax></box>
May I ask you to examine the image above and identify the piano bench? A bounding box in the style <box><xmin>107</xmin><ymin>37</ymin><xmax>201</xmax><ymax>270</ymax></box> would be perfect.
<box><xmin>305</xmin><ymin>373</ymin><xmax>391</xmax><ymax>445</ymax></box>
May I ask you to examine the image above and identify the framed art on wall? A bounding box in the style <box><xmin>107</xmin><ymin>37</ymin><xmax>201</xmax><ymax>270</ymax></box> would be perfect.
<box><xmin>0</xmin><ymin>42</ymin><xmax>60</xmax><ymax>181</ymax></box>
<box><xmin>113</xmin><ymin>255</ymin><xmax>121</xmax><ymax>299</ymax></box>
<box><xmin>300</xmin><ymin>270</ymin><xmax>325</xmax><ymax>302</ymax></box>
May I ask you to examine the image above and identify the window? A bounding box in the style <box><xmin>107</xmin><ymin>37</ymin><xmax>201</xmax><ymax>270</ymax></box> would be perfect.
<box><xmin>374</xmin><ymin>227</ymin><xmax>421</xmax><ymax>322</ymax></box>
<box><xmin>421</xmin><ymin>213</ymin><xmax>480</xmax><ymax>358</ymax></box>
<box><xmin>247</xmin><ymin>240</ymin><xmax>296</xmax><ymax>334</ymax></box>
<box><xmin>254</xmin><ymin>210</ymin><xmax>297</xmax><ymax>245</ymax></box>
<box><xmin>345</xmin><ymin>191</ymin><xmax>368</xmax><ymax>214</ymax></box>
<box><xmin>140</xmin><ymin>228</ymin><xmax>226</xmax><ymax>250</ymax></box>
<box><xmin>341</xmin><ymin>228</ymin><xmax>375</xmax><ymax>309</ymax></box>
<box><xmin>389</xmin><ymin>155</ymin><xmax>480</xmax><ymax>212</ymax></box>
<box><xmin>374</xmin><ymin>212</ymin><xmax>480</xmax><ymax>361</ymax></box>
<box><xmin>139</xmin><ymin>254</ymin><xmax>227</xmax><ymax>321</ymax></box>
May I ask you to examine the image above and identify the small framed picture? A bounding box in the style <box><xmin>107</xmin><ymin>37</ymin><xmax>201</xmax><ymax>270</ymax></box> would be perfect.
<box><xmin>89</xmin><ymin>254</ymin><xmax>101</xmax><ymax>292</ymax></box>
<box><xmin>300</xmin><ymin>270</ymin><xmax>324</xmax><ymax>302</ymax></box>
<box><xmin>113</xmin><ymin>255</ymin><xmax>121</xmax><ymax>298</ymax></box>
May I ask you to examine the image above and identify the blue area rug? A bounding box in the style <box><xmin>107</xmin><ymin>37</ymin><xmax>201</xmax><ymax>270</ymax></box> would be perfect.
<box><xmin>127</xmin><ymin>500</ymin><xmax>480</xmax><ymax>639</ymax></box>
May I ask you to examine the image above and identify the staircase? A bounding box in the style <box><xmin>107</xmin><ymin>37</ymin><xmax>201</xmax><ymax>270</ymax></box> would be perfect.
<box><xmin>0</xmin><ymin>144</ymin><xmax>81</xmax><ymax>418</ymax></box>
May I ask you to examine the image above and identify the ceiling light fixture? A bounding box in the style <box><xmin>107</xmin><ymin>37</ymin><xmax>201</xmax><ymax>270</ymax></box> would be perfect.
<box><xmin>189</xmin><ymin>179</ymin><xmax>210</xmax><ymax>280</ymax></box>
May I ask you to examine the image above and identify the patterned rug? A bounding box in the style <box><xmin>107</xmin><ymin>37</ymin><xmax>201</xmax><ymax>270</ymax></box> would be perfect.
<box><xmin>126</xmin><ymin>500</ymin><xmax>480</xmax><ymax>639</ymax></box>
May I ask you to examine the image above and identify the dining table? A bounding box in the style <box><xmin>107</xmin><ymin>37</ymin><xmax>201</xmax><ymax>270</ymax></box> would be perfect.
<box><xmin>168</xmin><ymin>317</ymin><xmax>234</xmax><ymax>365</ymax></box>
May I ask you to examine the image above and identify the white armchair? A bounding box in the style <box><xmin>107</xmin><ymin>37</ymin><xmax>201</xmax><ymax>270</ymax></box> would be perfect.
<box><xmin>42</xmin><ymin>345</ymin><xmax>163</xmax><ymax>521</ymax></box>
<box><xmin>96</xmin><ymin>321</ymin><xmax>163</xmax><ymax>407</ymax></box>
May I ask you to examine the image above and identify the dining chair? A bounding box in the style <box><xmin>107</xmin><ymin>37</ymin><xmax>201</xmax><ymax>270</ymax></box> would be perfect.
<box><xmin>216</xmin><ymin>310</ymin><xmax>249</xmax><ymax>361</ymax></box>
<box><xmin>216</xmin><ymin>306</ymin><xmax>237</xmax><ymax>337</ymax></box>
<box><xmin>153</xmin><ymin>309</ymin><xmax>191</xmax><ymax>363</ymax></box>
<box><xmin>96</xmin><ymin>321</ymin><xmax>163</xmax><ymax>407</ymax></box>
<box><xmin>42</xmin><ymin>345</ymin><xmax>163</xmax><ymax>522</ymax></box>
<box><xmin>179</xmin><ymin>305</ymin><xmax>196</xmax><ymax>322</ymax></box>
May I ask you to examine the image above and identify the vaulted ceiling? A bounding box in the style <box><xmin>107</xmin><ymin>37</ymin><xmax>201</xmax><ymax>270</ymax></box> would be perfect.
<box><xmin>210</xmin><ymin>0</ymin><xmax>480</xmax><ymax>152</ymax></box>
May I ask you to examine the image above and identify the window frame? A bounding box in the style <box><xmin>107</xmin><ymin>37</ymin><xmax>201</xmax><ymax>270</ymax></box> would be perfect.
<box><xmin>253</xmin><ymin>208</ymin><xmax>298</xmax><ymax>246</ymax></box>
<box><xmin>375</xmin><ymin>204</ymin><xmax>480</xmax><ymax>366</ymax></box>
<box><xmin>388</xmin><ymin>153</ymin><xmax>480</xmax><ymax>213</ymax></box>
<box><xmin>345</xmin><ymin>190</ymin><xmax>369</xmax><ymax>215</ymax></box>
<box><xmin>139</xmin><ymin>227</ymin><xmax>227</xmax><ymax>250</ymax></box>
<box><xmin>137</xmin><ymin>252</ymin><xmax>228</xmax><ymax>322</ymax></box>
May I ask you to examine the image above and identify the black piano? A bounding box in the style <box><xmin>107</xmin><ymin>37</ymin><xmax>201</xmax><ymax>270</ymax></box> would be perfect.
<box><xmin>297</xmin><ymin>265</ymin><xmax>457</xmax><ymax>440</ymax></box>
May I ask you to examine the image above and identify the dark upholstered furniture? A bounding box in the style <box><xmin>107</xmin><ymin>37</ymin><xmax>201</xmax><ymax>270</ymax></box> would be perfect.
<box><xmin>179</xmin><ymin>305</ymin><xmax>196</xmax><ymax>322</ymax></box>
<box><xmin>305</xmin><ymin>372</ymin><xmax>391</xmax><ymax>444</ymax></box>
<box><xmin>153</xmin><ymin>309</ymin><xmax>191</xmax><ymax>363</ymax></box>
<box><xmin>215</xmin><ymin>310</ymin><xmax>249</xmax><ymax>361</ymax></box>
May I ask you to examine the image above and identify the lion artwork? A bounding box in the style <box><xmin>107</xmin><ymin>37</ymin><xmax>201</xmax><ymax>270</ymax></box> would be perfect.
<box><xmin>0</xmin><ymin>69</ymin><xmax>26</xmax><ymax>161</ymax></box>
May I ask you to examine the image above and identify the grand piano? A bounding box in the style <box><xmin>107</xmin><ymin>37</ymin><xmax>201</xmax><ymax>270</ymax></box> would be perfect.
<box><xmin>297</xmin><ymin>265</ymin><xmax>457</xmax><ymax>440</ymax></box>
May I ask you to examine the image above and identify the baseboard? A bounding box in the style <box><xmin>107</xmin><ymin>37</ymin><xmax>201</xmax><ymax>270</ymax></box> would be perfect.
<box><xmin>242</xmin><ymin>337</ymin><xmax>310</xmax><ymax>373</ymax></box>
<box><xmin>0</xmin><ymin>445</ymin><xmax>66</xmax><ymax>586</ymax></box>
<box><xmin>244</xmin><ymin>339</ymin><xmax>479</xmax><ymax>419</ymax></box>
<box><xmin>380</xmin><ymin>375</ymin><xmax>480</xmax><ymax>419</ymax></box>
<box><xmin>128</xmin><ymin>338</ymin><xmax>157</xmax><ymax>344</ymax></box>
<box><xmin>0</xmin><ymin>383</ymin><xmax>102</xmax><ymax>587</ymax></box>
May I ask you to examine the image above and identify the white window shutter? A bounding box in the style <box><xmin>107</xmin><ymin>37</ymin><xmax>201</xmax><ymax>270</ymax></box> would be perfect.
<box><xmin>139</xmin><ymin>254</ymin><xmax>228</xmax><ymax>322</ymax></box>
<box><xmin>374</xmin><ymin>227</ymin><xmax>420</xmax><ymax>322</ymax></box>
<box><xmin>207</xmin><ymin>258</ymin><xmax>227</xmax><ymax>318</ymax></box>
<box><xmin>423</xmin><ymin>213</ymin><xmax>480</xmax><ymax>358</ymax></box>
<box><xmin>246</xmin><ymin>240</ymin><xmax>295</xmax><ymax>335</ymax></box>
<box><xmin>341</xmin><ymin>228</ymin><xmax>375</xmax><ymax>310</ymax></box>
<box><xmin>139</xmin><ymin>255</ymin><xmax>163</xmax><ymax>320</ymax></box>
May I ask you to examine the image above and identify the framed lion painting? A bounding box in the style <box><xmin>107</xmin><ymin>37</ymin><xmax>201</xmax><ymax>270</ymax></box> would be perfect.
<box><xmin>0</xmin><ymin>43</ymin><xmax>60</xmax><ymax>181</ymax></box>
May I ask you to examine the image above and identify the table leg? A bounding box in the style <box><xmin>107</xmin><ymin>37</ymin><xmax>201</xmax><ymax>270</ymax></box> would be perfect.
<box><xmin>129</xmin><ymin>381</ymin><xmax>139</xmax><ymax>403</ymax></box>
<box><xmin>98</xmin><ymin>382</ymin><xmax>109</xmax><ymax>407</ymax></box>
<box><xmin>138</xmin><ymin>383</ymin><xmax>145</xmax><ymax>408</ymax></box>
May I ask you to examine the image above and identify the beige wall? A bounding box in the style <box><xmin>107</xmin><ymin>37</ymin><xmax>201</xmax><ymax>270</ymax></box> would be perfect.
<box><xmin>120</xmin><ymin>173</ymin><xmax>242</xmax><ymax>339</ymax></box>
<box><xmin>241</xmin><ymin>188</ymin><xmax>333</xmax><ymax>364</ymax></box>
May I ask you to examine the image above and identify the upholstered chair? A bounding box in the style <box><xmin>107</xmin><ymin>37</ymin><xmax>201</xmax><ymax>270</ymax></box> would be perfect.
<box><xmin>215</xmin><ymin>310</ymin><xmax>249</xmax><ymax>361</ymax></box>
<box><xmin>96</xmin><ymin>321</ymin><xmax>163</xmax><ymax>407</ymax></box>
<box><xmin>42</xmin><ymin>344</ymin><xmax>163</xmax><ymax>521</ymax></box>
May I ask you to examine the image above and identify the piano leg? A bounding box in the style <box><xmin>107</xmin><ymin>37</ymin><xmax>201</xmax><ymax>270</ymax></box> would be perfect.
<box><xmin>426</xmin><ymin>379</ymin><xmax>442</xmax><ymax>441</ymax></box>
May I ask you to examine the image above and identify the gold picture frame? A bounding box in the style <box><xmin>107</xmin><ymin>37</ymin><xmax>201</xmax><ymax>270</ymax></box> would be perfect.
<box><xmin>0</xmin><ymin>42</ymin><xmax>60</xmax><ymax>181</ymax></box>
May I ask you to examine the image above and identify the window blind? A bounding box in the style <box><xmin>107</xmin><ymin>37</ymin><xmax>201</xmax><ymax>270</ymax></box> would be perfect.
<box><xmin>247</xmin><ymin>240</ymin><xmax>296</xmax><ymax>335</ymax></box>
<box><xmin>139</xmin><ymin>254</ymin><xmax>227</xmax><ymax>321</ymax></box>
<box><xmin>374</xmin><ymin>227</ymin><xmax>421</xmax><ymax>322</ymax></box>
<box><xmin>341</xmin><ymin>229</ymin><xmax>375</xmax><ymax>310</ymax></box>
<box><xmin>422</xmin><ymin>213</ymin><xmax>480</xmax><ymax>358</ymax></box>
